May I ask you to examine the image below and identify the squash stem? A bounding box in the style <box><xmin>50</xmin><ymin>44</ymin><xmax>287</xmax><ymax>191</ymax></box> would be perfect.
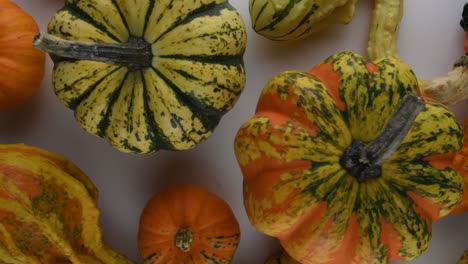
<box><xmin>367</xmin><ymin>0</ymin><xmax>403</xmax><ymax>61</ymax></box>
<box><xmin>175</xmin><ymin>227</ymin><xmax>194</xmax><ymax>253</ymax></box>
<box><xmin>340</xmin><ymin>93</ymin><xmax>424</xmax><ymax>183</ymax></box>
<box><xmin>32</xmin><ymin>32</ymin><xmax>152</xmax><ymax>71</ymax></box>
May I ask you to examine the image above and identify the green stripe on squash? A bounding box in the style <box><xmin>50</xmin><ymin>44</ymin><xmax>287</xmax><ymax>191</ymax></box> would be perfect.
<box><xmin>234</xmin><ymin>51</ymin><xmax>464</xmax><ymax>264</ymax></box>
<box><xmin>34</xmin><ymin>0</ymin><xmax>247</xmax><ymax>154</ymax></box>
<box><xmin>249</xmin><ymin>0</ymin><xmax>358</xmax><ymax>40</ymax></box>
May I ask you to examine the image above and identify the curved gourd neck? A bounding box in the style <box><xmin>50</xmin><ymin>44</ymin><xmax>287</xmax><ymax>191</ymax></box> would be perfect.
<box><xmin>33</xmin><ymin>32</ymin><xmax>152</xmax><ymax>71</ymax></box>
<box><xmin>367</xmin><ymin>0</ymin><xmax>403</xmax><ymax>61</ymax></box>
<box><xmin>340</xmin><ymin>93</ymin><xmax>425</xmax><ymax>183</ymax></box>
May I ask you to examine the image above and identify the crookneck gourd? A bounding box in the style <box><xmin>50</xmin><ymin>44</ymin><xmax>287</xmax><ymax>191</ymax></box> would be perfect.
<box><xmin>33</xmin><ymin>0</ymin><xmax>247</xmax><ymax>154</ymax></box>
<box><xmin>0</xmin><ymin>0</ymin><xmax>45</xmax><ymax>109</ymax></box>
<box><xmin>249</xmin><ymin>0</ymin><xmax>358</xmax><ymax>40</ymax></box>
<box><xmin>250</xmin><ymin>0</ymin><xmax>401</xmax><ymax>52</ymax></box>
<box><xmin>0</xmin><ymin>144</ymin><xmax>132</xmax><ymax>264</ymax></box>
<box><xmin>368</xmin><ymin>0</ymin><xmax>468</xmax><ymax>106</ymax></box>
<box><xmin>234</xmin><ymin>51</ymin><xmax>464</xmax><ymax>264</ymax></box>
<box><xmin>418</xmin><ymin>2</ymin><xmax>468</xmax><ymax>106</ymax></box>
<box><xmin>138</xmin><ymin>184</ymin><xmax>240</xmax><ymax>263</ymax></box>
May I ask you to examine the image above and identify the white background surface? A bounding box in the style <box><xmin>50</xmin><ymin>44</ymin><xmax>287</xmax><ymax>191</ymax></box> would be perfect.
<box><xmin>2</xmin><ymin>0</ymin><xmax>468</xmax><ymax>263</ymax></box>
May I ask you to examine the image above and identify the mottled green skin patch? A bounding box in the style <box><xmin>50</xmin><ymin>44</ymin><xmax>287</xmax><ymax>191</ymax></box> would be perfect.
<box><xmin>48</xmin><ymin>0</ymin><xmax>247</xmax><ymax>154</ymax></box>
<box><xmin>234</xmin><ymin>51</ymin><xmax>464</xmax><ymax>263</ymax></box>
<box><xmin>249</xmin><ymin>0</ymin><xmax>358</xmax><ymax>40</ymax></box>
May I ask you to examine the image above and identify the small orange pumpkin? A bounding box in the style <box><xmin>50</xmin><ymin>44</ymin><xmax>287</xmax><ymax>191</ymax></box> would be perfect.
<box><xmin>138</xmin><ymin>184</ymin><xmax>240</xmax><ymax>263</ymax></box>
<box><xmin>0</xmin><ymin>0</ymin><xmax>45</xmax><ymax>109</ymax></box>
<box><xmin>452</xmin><ymin>118</ymin><xmax>468</xmax><ymax>214</ymax></box>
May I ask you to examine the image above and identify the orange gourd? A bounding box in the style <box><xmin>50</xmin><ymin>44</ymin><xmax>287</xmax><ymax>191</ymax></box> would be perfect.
<box><xmin>452</xmin><ymin>118</ymin><xmax>468</xmax><ymax>214</ymax></box>
<box><xmin>138</xmin><ymin>184</ymin><xmax>240</xmax><ymax>263</ymax></box>
<box><xmin>0</xmin><ymin>0</ymin><xmax>45</xmax><ymax>109</ymax></box>
<box><xmin>0</xmin><ymin>144</ymin><xmax>132</xmax><ymax>263</ymax></box>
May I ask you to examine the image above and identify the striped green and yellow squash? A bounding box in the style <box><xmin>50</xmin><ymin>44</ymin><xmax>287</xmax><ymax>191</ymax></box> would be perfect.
<box><xmin>234</xmin><ymin>51</ymin><xmax>464</xmax><ymax>264</ymax></box>
<box><xmin>0</xmin><ymin>144</ymin><xmax>132</xmax><ymax>264</ymax></box>
<box><xmin>33</xmin><ymin>0</ymin><xmax>247</xmax><ymax>154</ymax></box>
<box><xmin>250</xmin><ymin>0</ymin><xmax>358</xmax><ymax>40</ymax></box>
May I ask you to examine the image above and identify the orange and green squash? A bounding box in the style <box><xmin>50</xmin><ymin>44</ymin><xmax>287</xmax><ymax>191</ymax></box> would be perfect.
<box><xmin>0</xmin><ymin>144</ymin><xmax>132</xmax><ymax>263</ymax></box>
<box><xmin>138</xmin><ymin>184</ymin><xmax>240</xmax><ymax>264</ymax></box>
<box><xmin>33</xmin><ymin>0</ymin><xmax>247</xmax><ymax>154</ymax></box>
<box><xmin>452</xmin><ymin>118</ymin><xmax>468</xmax><ymax>214</ymax></box>
<box><xmin>0</xmin><ymin>0</ymin><xmax>45</xmax><ymax>109</ymax></box>
<box><xmin>234</xmin><ymin>51</ymin><xmax>464</xmax><ymax>263</ymax></box>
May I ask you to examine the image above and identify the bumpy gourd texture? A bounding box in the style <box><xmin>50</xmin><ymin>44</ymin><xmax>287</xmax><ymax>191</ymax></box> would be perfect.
<box><xmin>0</xmin><ymin>144</ymin><xmax>132</xmax><ymax>264</ymax></box>
<box><xmin>234</xmin><ymin>52</ymin><xmax>464</xmax><ymax>263</ymax></box>
<box><xmin>47</xmin><ymin>0</ymin><xmax>247</xmax><ymax>154</ymax></box>
<box><xmin>452</xmin><ymin>118</ymin><xmax>468</xmax><ymax>214</ymax></box>
<box><xmin>250</xmin><ymin>0</ymin><xmax>358</xmax><ymax>40</ymax></box>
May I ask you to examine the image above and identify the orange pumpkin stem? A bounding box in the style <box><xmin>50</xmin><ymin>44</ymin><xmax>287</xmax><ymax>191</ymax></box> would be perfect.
<box><xmin>32</xmin><ymin>32</ymin><xmax>152</xmax><ymax>71</ymax></box>
<box><xmin>175</xmin><ymin>227</ymin><xmax>194</xmax><ymax>253</ymax></box>
<box><xmin>340</xmin><ymin>93</ymin><xmax>424</xmax><ymax>182</ymax></box>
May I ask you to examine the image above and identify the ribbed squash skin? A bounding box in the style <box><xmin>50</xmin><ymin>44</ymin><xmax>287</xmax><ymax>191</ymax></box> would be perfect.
<box><xmin>0</xmin><ymin>144</ymin><xmax>132</xmax><ymax>264</ymax></box>
<box><xmin>250</xmin><ymin>0</ymin><xmax>357</xmax><ymax>40</ymax></box>
<box><xmin>234</xmin><ymin>51</ymin><xmax>464</xmax><ymax>264</ymax></box>
<box><xmin>47</xmin><ymin>0</ymin><xmax>247</xmax><ymax>154</ymax></box>
<box><xmin>138</xmin><ymin>184</ymin><xmax>240</xmax><ymax>264</ymax></box>
<box><xmin>0</xmin><ymin>0</ymin><xmax>45</xmax><ymax>109</ymax></box>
